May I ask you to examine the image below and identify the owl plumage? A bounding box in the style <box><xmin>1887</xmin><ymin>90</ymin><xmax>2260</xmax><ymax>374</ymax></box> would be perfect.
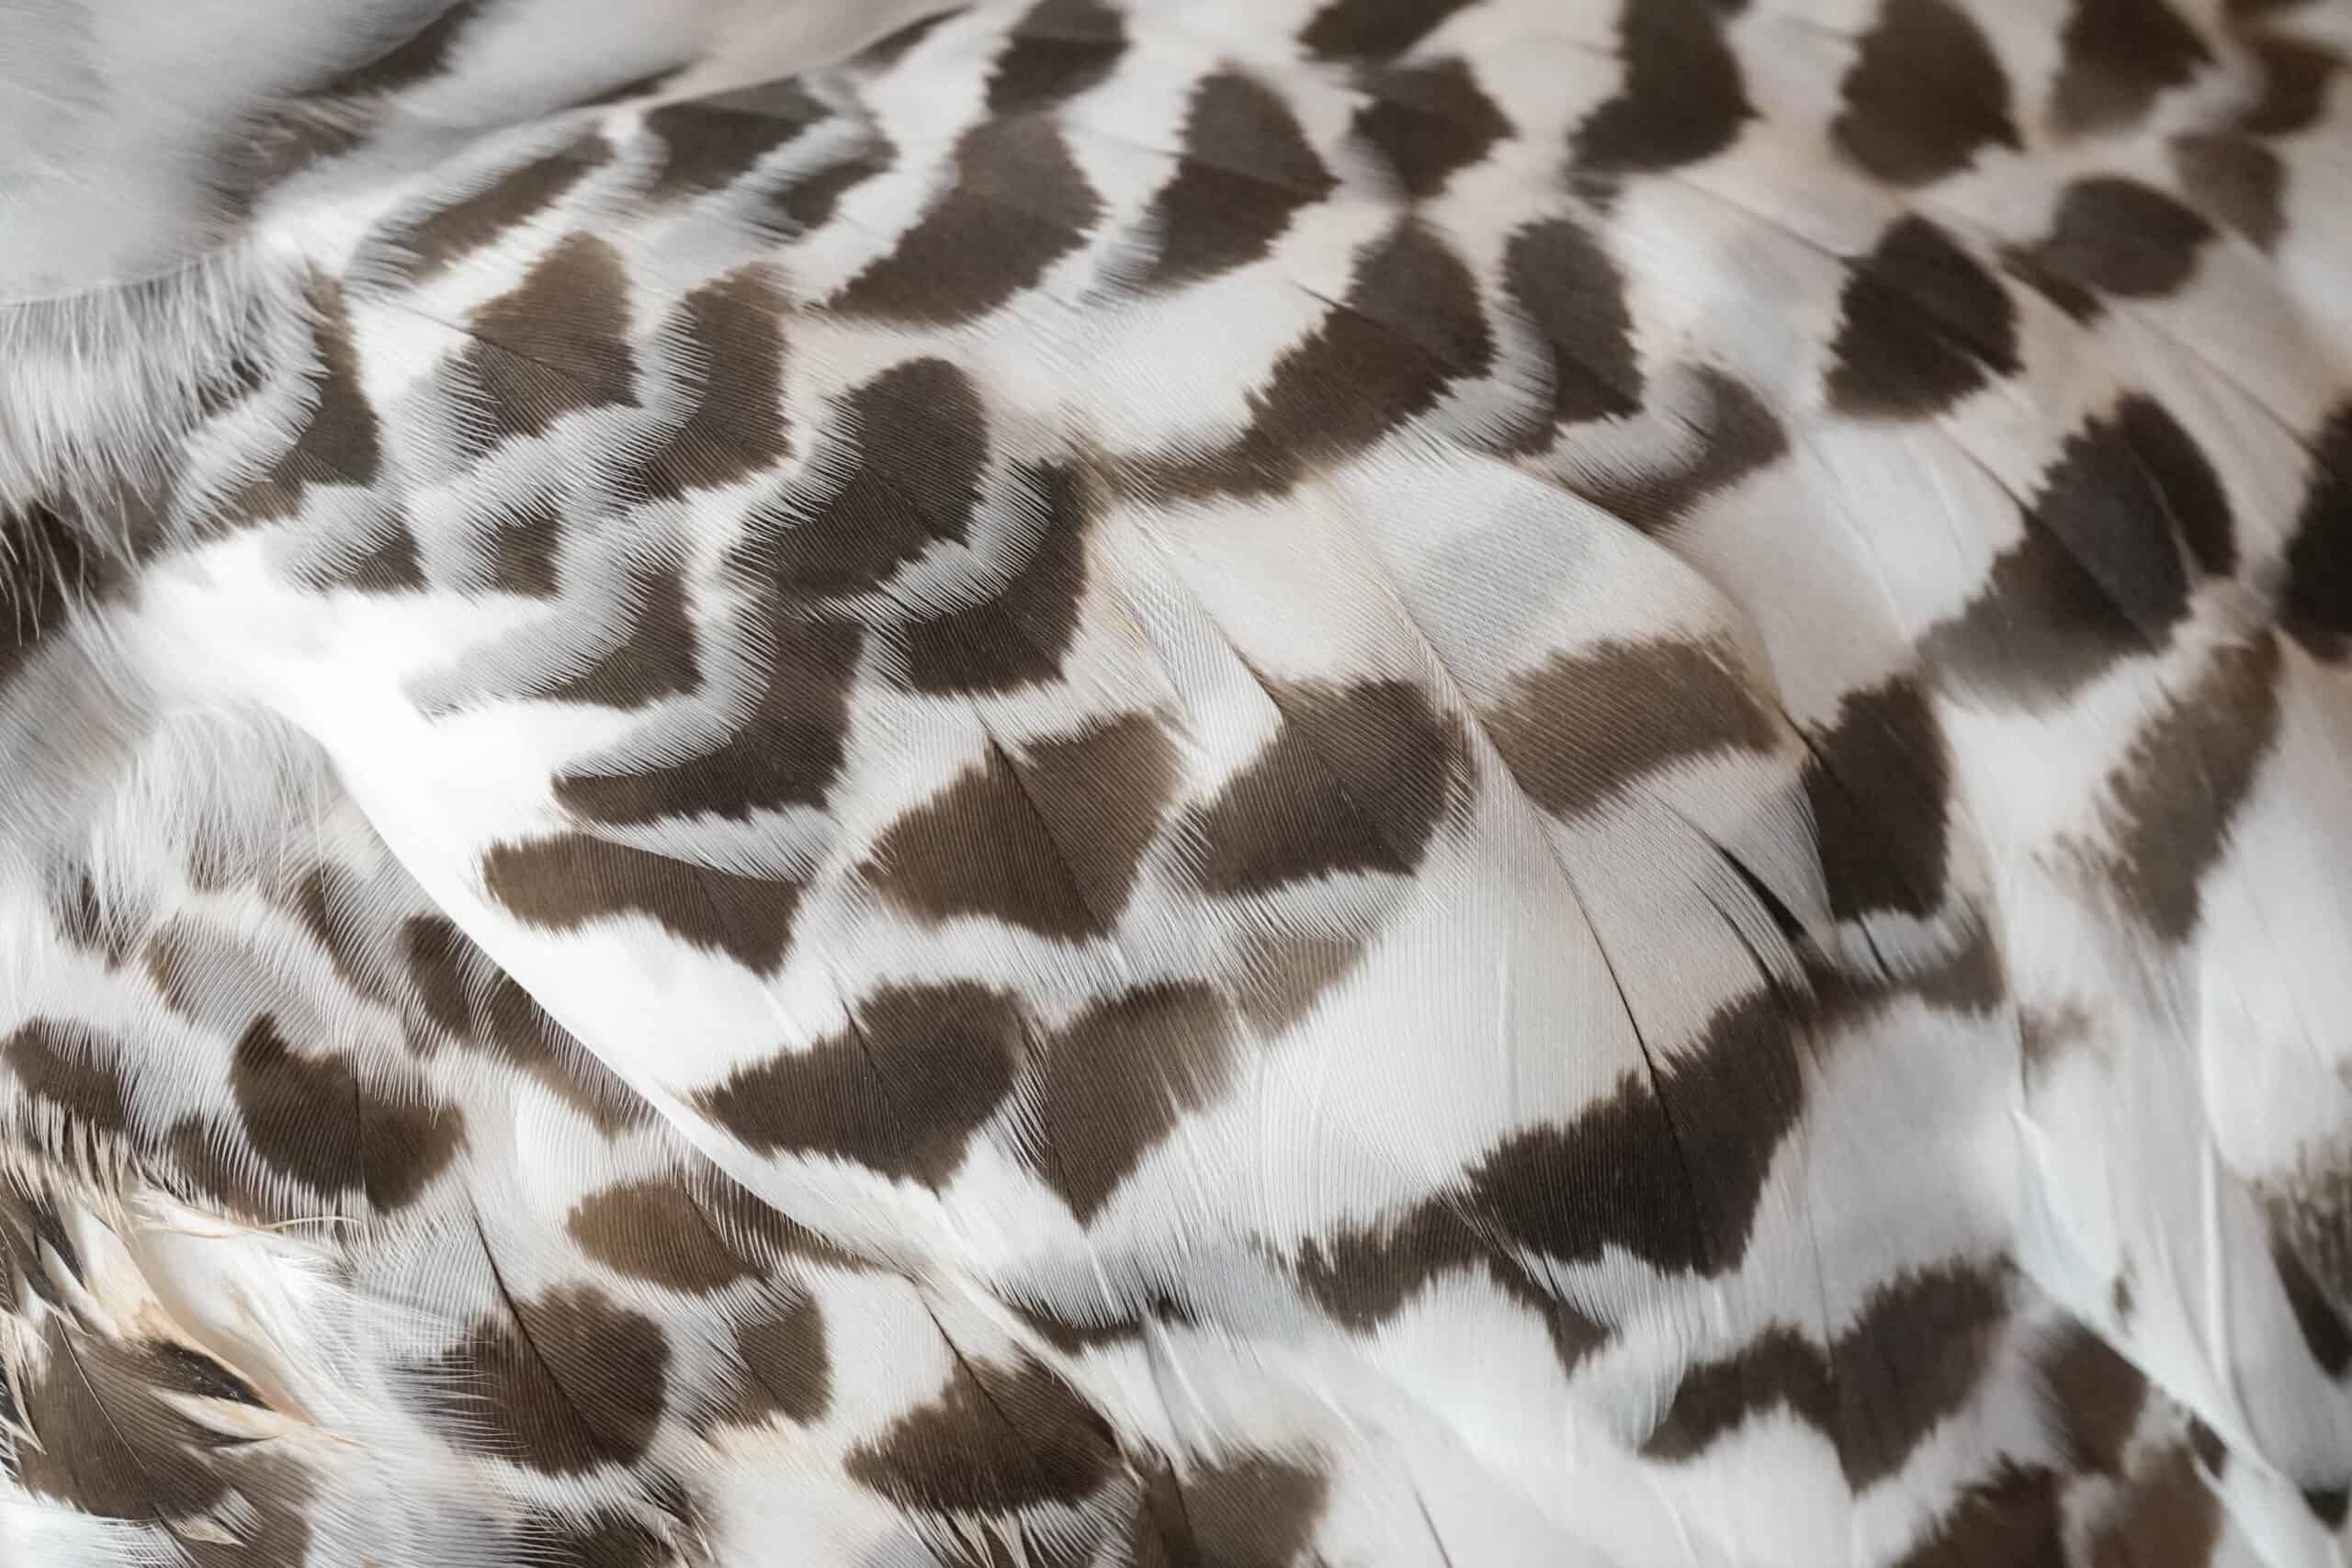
<box><xmin>1</xmin><ymin>0</ymin><xmax>2349</xmax><ymax>1562</ymax></box>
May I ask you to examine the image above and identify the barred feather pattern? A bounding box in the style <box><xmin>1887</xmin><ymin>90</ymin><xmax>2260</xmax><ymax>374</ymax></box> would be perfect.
<box><xmin>2</xmin><ymin>0</ymin><xmax>2350</xmax><ymax>1562</ymax></box>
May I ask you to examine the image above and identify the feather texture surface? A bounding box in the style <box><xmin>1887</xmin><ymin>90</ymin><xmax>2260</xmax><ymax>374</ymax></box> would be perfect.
<box><xmin>2</xmin><ymin>0</ymin><xmax>2351</xmax><ymax>1562</ymax></box>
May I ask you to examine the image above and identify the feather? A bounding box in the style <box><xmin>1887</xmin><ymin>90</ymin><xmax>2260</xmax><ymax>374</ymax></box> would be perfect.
<box><xmin>3</xmin><ymin>0</ymin><xmax>2350</xmax><ymax>1561</ymax></box>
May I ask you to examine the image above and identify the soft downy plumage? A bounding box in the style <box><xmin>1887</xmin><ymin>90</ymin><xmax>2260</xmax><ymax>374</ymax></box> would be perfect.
<box><xmin>1</xmin><ymin>0</ymin><xmax>2348</xmax><ymax>1562</ymax></box>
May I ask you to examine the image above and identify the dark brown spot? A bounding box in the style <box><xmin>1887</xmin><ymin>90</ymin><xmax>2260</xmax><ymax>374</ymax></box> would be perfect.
<box><xmin>1008</xmin><ymin>1289</ymin><xmax>1194</xmax><ymax>1353</ymax></box>
<box><xmin>722</xmin><ymin>1289</ymin><xmax>831</xmax><ymax>1424</ymax></box>
<box><xmin>2052</xmin><ymin>0</ymin><xmax>2211</xmax><ymax>135</ymax></box>
<box><xmin>229</xmin><ymin>1016</ymin><xmax>464</xmax><ymax>1209</ymax></box>
<box><xmin>1828</xmin><ymin>216</ymin><xmax>2021</xmax><ymax>419</ymax></box>
<box><xmin>300</xmin><ymin>507</ymin><xmax>427</xmax><ymax>594</ymax></box>
<box><xmin>859</xmin><ymin>7</ymin><xmax>963</xmax><ymax>67</ymax></box>
<box><xmin>568</xmin><ymin>1181</ymin><xmax>759</xmax><ymax>1293</ymax></box>
<box><xmin>2020</xmin><ymin>1002</ymin><xmax>2093</xmax><ymax>1074</ymax></box>
<box><xmin>1303</xmin><ymin>985</ymin><xmax>1803</xmax><ymax>1359</ymax></box>
<box><xmin>845</xmin><ymin>1352</ymin><xmax>1117</xmax><ymax>1511</ymax></box>
<box><xmin>1295</xmin><ymin>1192</ymin><xmax>1611</xmax><ymax>1374</ymax></box>
<box><xmin>644</xmin><ymin>80</ymin><xmax>828</xmax><ymax>200</ymax></box>
<box><xmin>5</xmin><ymin>1190</ymin><xmax>61</xmax><ymax>1304</ymax></box>
<box><xmin>1233</xmin><ymin>922</ymin><xmax>1374</xmax><ymax>1035</ymax></box>
<box><xmin>1021</xmin><ymin>713</ymin><xmax>1176</xmax><ymax>906</ymax></box>
<box><xmin>16</xmin><ymin>1319</ymin><xmax>238</xmax><ymax>1518</ymax></box>
<box><xmin>2187</xmin><ymin>1415</ymin><xmax>2229</xmax><ymax>1476</ymax></box>
<box><xmin>479</xmin><ymin>491</ymin><xmax>563</xmax><ymax>595</ymax></box>
<box><xmin>1139</xmin><ymin>72</ymin><xmax>1335</xmax><ymax>291</ymax></box>
<box><xmin>2282</xmin><ymin>402</ymin><xmax>2352</xmax><ymax>660</ymax></box>
<box><xmin>613</xmin><ymin>266</ymin><xmax>791</xmax><ymax>503</ymax></box>
<box><xmin>2001</xmin><ymin>247</ymin><xmax>2101</xmax><ymax>323</ymax></box>
<box><xmin>1299</xmin><ymin>0</ymin><xmax>1478</xmax><ymax>60</ymax></box>
<box><xmin>1894</xmin><ymin>1465</ymin><xmax>2064</xmax><ymax>1568</ymax></box>
<box><xmin>288</xmin><ymin>865</ymin><xmax>394</xmax><ymax>1001</ymax></box>
<box><xmin>2240</xmin><ymin>35</ymin><xmax>2337</xmax><ymax>138</ymax></box>
<box><xmin>987</xmin><ymin>0</ymin><xmax>1127</xmax><ymax>116</ymax></box>
<box><xmin>2116</xmin><ymin>396</ymin><xmax>2236</xmax><ymax>572</ymax></box>
<box><xmin>482</xmin><ymin>834</ymin><xmax>808</xmax><ymax>974</ymax></box>
<box><xmin>0</xmin><ymin>1184</ymin><xmax>78</xmax><ymax>1301</ymax></box>
<box><xmin>142</xmin><ymin>1341</ymin><xmax>269</xmax><ymax>1410</ymax></box>
<box><xmin>520</xmin><ymin>1511</ymin><xmax>675</xmax><ymax>1568</ymax></box>
<box><xmin>1028</xmin><ymin>981</ymin><xmax>1237</xmax><ymax>1220</ymax></box>
<box><xmin>1187</xmin><ymin>678</ymin><xmax>1467</xmax><ymax>897</ymax></box>
<box><xmin>1909</xmin><ymin>916</ymin><xmax>2008</xmax><ymax>1015</ymax></box>
<box><xmin>1482</xmin><ymin>991</ymin><xmax>1804</xmax><ymax>1275</ymax></box>
<box><xmin>5</xmin><ymin>1018</ymin><xmax>131</xmax><ymax>1134</ymax></box>
<box><xmin>2264</xmin><ymin>1177</ymin><xmax>2352</xmax><ymax>1320</ymax></box>
<box><xmin>1486</xmin><ymin>637</ymin><xmax>1781</xmax><ymax>820</ymax></box>
<box><xmin>1804</xmin><ymin>675</ymin><xmax>1952</xmax><ymax>920</ymax></box>
<box><xmin>1574</xmin><ymin>366</ymin><xmax>1789</xmax><ymax>530</ymax></box>
<box><xmin>1832</xmin><ymin>0</ymin><xmax>2019</xmax><ymax>186</ymax></box>
<box><xmin>1502</xmin><ymin>217</ymin><xmax>1643</xmax><ymax>436</ymax></box>
<box><xmin>2099</xmin><ymin>633</ymin><xmax>2281</xmax><ymax>941</ymax></box>
<box><xmin>412</xmin><ymin>1283</ymin><xmax>670</xmax><ymax>1475</ymax></box>
<box><xmin>1923</xmin><ymin>395</ymin><xmax>2232</xmax><ymax>703</ymax></box>
<box><xmin>0</xmin><ymin>502</ymin><xmax>107</xmax><ymax>690</ymax></box>
<box><xmin>396</xmin><ymin>913</ymin><xmax>647</xmax><ymax>1134</ymax></box>
<box><xmin>206</xmin><ymin>337</ymin><xmax>276</xmax><ymax>419</ymax></box>
<box><xmin>1144</xmin><ymin>220</ymin><xmax>1492</xmax><ymax>499</ymax></box>
<box><xmin>401</xmin><ymin>134</ymin><xmax>613</xmax><ymax>279</ymax></box>
<box><xmin>2273</xmin><ymin>1229</ymin><xmax>2352</xmax><ymax>1376</ymax></box>
<box><xmin>192</xmin><ymin>342</ymin><xmax>271</xmax><ymax>424</ymax></box>
<box><xmin>2086</xmin><ymin>1445</ymin><xmax>2222</xmax><ymax>1568</ymax></box>
<box><xmin>900</xmin><ymin>462</ymin><xmax>1093</xmax><ymax>694</ymax></box>
<box><xmin>764</xmin><ymin>136</ymin><xmax>896</xmax><ymax>233</ymax></box>
<box><xmin>1644</xmin><ymin>1260</ymin><xmax>2009</xmax><ymax>1487</ymax></box>
<box><xmin>1570</xmin><ymin>0</ymin><xmax>1751</xmax><ymax>189</ymax></box>
<box><xmin>1127</xmin><ymin>1452</ymin><xmax>1330</xmax><ymax>1568</ymax></box>
<box><xmin>2306</xmin><ymin>1485</ymin><xmax>2350</xmax><ymax>1529</ymax></box>
<box><xmin>2033</xmin><ymin>1323</ymin><xmax>2147</xmax><ymax>1474</ymax></box>
<box><xmin>540</xmin><ymin>566</ymin><xmax>702</xmax><ymax>709</ymax></box>
<box><xmin>695</xmin><ymin>981</ymin><xmax>1025</xmax><ymax>1185</ymax></box>
<box><xmin>317</xmin><ymin>1</ymin><xmax>481</xmax><ymax>98</ymax></box>
<box><xmin>161</xmin><ymin>1115</ymin><xmax>291</xmax><ymax>1221</ymax></box>
<box><xmin>1351</xmin><ymin>56</ymin><xmax>1513</xmax><ymax>200</ymax></box>
<box><xmin>228</xmin><ymin>280</ymin><xmax>381</xmax><ymax>523</ymax></box>
<box><xmin>868</xmin><ymin>717</ymin><xmax>1174</xmax><ymax>939</ymax></box>
<box><xmin>829</xmin><ymin>116</ymin><xmax>1100</xmax><ymax>325</ymax></box>
<box><xmin>558</xmin><ymin>616</ymin><xmax>860</xmax><ymax>827</ymax></box>
<box><xmin>52</xmin><ymin>873</ymin><xmax>136</xmax><ymax>968</ymax></box>
<box><xmin>454</xmin><ymin>234</ymin><xmax>640</xmax><ymax>441</ymax></box>
<box><xmin>558</xmin><ymin>616</ymin><xmax>860</xmax><ymax>826</ymax></box>
<box><xmin>2171</xmin><ymin>133</ymin><xmax>2286</xmax><ymax>252</ymax></box>
<box><xmin>749</xmin><ymin>357</ymin><xmax>985</xmax><ymax>598</ymax></box>
<box><xmin>400</xmin><ymin>911</ymin><xmax>477</xmax><ymax>1041</ymax></box>
<box><xmin>1008</xmin><ymin>1303</ymin><xmax>1141</xmax><ymax>1355</ymax></box>
<box><xmin>2009</xmin><ymin>177</ymin><xmax>2213</xmax><ymax>316</ymax></box>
